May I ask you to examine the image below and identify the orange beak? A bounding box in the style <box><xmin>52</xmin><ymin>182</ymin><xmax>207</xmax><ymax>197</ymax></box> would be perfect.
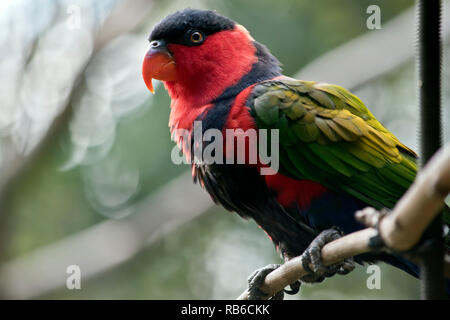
<box><xmin>142</xmin><ymin>44</ymin><xmax>177</xmax><ymax>94</ymax></box>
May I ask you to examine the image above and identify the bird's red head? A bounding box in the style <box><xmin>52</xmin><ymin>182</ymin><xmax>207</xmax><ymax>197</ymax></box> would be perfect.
<box><xmin>142</xmin><ymin>9</ymin><xmax>259</xmax><ymax>107</ymax></box>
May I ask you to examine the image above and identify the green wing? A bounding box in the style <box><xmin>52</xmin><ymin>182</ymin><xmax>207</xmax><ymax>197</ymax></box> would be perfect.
<box><xmin>249</xmin><ymin>78</ymin><xmax>417</xmax><ymax>210</ymax></box>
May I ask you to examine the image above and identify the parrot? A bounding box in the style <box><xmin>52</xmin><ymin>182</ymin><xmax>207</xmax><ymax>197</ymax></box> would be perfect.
<box><xmin>142</xmin><ymin>9</ymin><xmax>450</xmax><ymax>299</ymax></box>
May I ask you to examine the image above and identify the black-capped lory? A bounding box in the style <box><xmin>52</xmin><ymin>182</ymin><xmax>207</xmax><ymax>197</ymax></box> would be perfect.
<box><xmin>142</xmin><ymin>9</ymin><xmax>450</xmax><ymax>299</ymax></box>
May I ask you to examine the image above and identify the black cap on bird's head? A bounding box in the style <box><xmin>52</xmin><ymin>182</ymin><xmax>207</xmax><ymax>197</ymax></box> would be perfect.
<box><xmin>142</xmin><ymin>9</ymin><xmax>238</xmax><ymax>93</ymax></box>
<box><xmin>142</xmin><ymin>8</ymin><xmax>280</xmax><ymax>105</ymax></box>
<box><xmin>149</xmin><ymin>9</ymin><xmax>235</xmax><ymax>45</ymax></box>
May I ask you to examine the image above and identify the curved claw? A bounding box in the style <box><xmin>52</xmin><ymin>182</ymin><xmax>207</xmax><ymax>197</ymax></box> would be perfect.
<box><xmin>247</xmin><ymin>264</ymin><xmax>283</xmax><ymax>300</ymax></box>
<box><xmin>337</xmin><ymin>259</ymin><xmax>355</xmax><ymax>275</ymax></box>
<box><xmin>284</xmin><ymin>280</ymin><xmax>301</xmax><ymax>295</ymax></box>
<box><xmin>299</xmin><ymin>227</ymin><xmax>355</xmax><ymax>283</ymax></box>
<box><xmin>247</xmin><ymin>263</ymin><xmax>300</xmax><ymax>300</ymax></box>
<box><xmin>355</xmin><ymin>207</ymin><xmax>389</xmax><ymax>229</ymax></box>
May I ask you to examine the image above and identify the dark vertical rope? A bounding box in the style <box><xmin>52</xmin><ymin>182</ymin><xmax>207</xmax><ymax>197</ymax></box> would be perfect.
<box><xmin>416</xmin><ymin>0</ymin><xmax>445</xmax><ymax>299</ymax></box>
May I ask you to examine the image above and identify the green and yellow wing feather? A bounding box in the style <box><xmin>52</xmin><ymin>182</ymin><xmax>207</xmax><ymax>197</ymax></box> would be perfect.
<box><xmin>249</xmin><ymin>78</ymin><xmax>417</xmax><ymax>209</ymax></box>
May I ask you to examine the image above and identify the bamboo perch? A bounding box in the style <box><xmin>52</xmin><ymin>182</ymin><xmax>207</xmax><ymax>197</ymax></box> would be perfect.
<box><xmin>237</xmin><ymin>144</ymin><xmax>450</xmax><ymax>300</ymax></box>
<box><xmin>365</xmin><ymin>147</ymin><xmax>450</xmax><ymax>252</ymax></box>
<box><xmin>237</xmin><ymin>228</ymin><xmax>378</xmax><ymax>300</ymax></box>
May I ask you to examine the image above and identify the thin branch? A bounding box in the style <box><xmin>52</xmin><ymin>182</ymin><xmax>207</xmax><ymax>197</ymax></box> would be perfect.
<box><xmin>238</xmin><ymin>144</ymin><xmax>450</xmax><ymax>300</ymax></box>
<box><xmin>371</xmin><ymin>147</ymin><xmax>449</xmax><ymax>252</ymax></box>
<box><xmin>237</xmin><ymin>228</ymin><xmax>378</xmax><ymax>300</ymax></box>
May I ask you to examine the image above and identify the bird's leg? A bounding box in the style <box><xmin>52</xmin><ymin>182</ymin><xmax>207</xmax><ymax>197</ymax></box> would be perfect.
<box><xmin>300</xmin><ymin>227</ymin><xmax>355</xmax><ymax>283</ymax></box>
<box><xmin>247</xmin><ymin>262</ymin><xmax>301</xmax><ymax>300</ymax></box>
<box><xmin>247</xmin><ymin>264</ymin><xmax>285</xmax><ymax>300</ymax></box>
<box><xmin>246</xmin><ymin>227</ymin><xmax>354</xmax><ymax>300</ymax></box>
<box><xmin>355</xmin><ymin>206</ymin><xmax>445</xmax><ymax>262</ymax></box>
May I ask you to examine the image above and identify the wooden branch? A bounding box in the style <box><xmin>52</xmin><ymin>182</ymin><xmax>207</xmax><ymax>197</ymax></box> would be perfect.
<box><xmin>367</xmin><ymin>146</ymin><xmax>450</xmax><ymax>252</ymax></box>
<box><xmin>238</xmin><ymin>144</ymin><xmax>450</xmax><ymax>300</ymax></box>
<box><xmin>237</xmin><ymin>228</ymin><xmax>378</xmax><ymax>300</ymax></box>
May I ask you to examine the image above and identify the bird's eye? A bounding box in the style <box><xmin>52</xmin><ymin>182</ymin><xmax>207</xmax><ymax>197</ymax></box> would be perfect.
<box><xmin>189</xmin><ymin>31</ymin><xmax>204</xmax><ymax>44</ymax></box>
<box><xmin>150</xmin><ymin>40</ymin><xmax>160</xmax><ymax>48</ymax></box>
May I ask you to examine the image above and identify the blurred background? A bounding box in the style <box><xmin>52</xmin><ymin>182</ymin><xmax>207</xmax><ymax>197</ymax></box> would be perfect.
<box><xmin>0</xmin><ymin>0</ymin><xmax>449</xmax><ymax>299</ymax></box>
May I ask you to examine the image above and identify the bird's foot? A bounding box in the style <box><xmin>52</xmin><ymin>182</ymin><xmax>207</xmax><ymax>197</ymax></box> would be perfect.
<box><xmin>247</xmin><ymin>264</ymin><xmax>300</xmax><ymax>300</ymax></box>
<box><xmin>356</xmin><ymin>206</ymin><xmax>443</xmax><ymax>260</ymax></box>
<box><xmin>355</xmin><ymin>207</ymin><xmax>389</xmax><ymax>230</ymax></box>
<box><xmin>247</xmin><ymin>227</ymin><xmax>354</xmax><ymax>299</ymax></box>
<box><xmin>355</xmin><ymin>207</ymin><xmax>391</xmax><ymax>253</ymax></box>
<box><xmin>300</xmin><ymin>227</ymin><xmax>355</xmax><ymax>283</ymax></box>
